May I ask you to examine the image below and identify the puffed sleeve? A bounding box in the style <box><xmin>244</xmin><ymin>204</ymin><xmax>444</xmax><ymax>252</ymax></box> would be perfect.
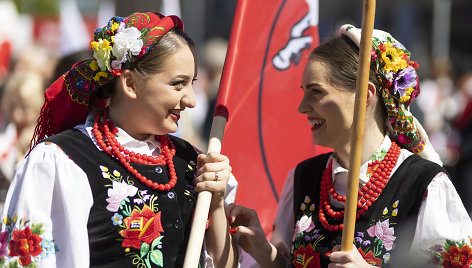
<box><xmin>0</xmin><ymin>142</ymin><xmax>93</xmax><ymax>267</ymax></box>
<box><xmin>411</xmin><ymin>172</ymin><xmax>472</xmax><ymax>266</ymax></box>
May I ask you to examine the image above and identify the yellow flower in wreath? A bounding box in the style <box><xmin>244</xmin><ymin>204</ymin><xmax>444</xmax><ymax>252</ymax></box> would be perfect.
<box><xmin>380</xmin><ymin>43</ymin><xmax>408</xmax><ymax>73</ymax></box>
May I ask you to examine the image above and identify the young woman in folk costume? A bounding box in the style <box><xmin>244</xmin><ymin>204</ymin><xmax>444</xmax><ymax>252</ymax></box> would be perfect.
<box><xmin>0</xmin><ymin>12</ymin><xmax>238</xmax><ymax>268</ymax></box>
<box><xmin>227</xmin><ymin>25</ymin><xmax>472</xmax><ymax>267</ymax></box>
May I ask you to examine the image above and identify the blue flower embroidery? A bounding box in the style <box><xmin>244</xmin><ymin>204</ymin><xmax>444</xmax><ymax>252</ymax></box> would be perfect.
<box><xmin>111</xmin><ymin>213</ymin><xmax>123</xmax><ymax>225</ymax></box>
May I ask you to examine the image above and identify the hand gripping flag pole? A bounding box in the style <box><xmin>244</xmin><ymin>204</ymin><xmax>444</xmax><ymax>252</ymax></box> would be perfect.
<box><xmin>182</xmin><ymin>105</ymin><xmax>229</xmax><ymax>268</ymax></box>
<box><xmin>183</xmin><ymin>1</ymin><xmax>248</xmax><ymax>266</ymax></box>
<box><xmin>341</xmin><ymin>0</ymin><xmax>376</xmax><ymax>251</ymax></box>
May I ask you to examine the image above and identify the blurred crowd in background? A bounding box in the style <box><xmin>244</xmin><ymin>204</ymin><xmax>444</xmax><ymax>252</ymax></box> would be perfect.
<box><xmin>1</xmin><ymin>0</ymin><xmax>472</xmax><ymax>216</ymax></box>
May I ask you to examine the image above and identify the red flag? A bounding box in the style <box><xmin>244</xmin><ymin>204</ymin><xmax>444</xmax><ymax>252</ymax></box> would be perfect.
<box><xmin>218</xmin><ymin>0</ymin><xmax>330</xmax><ymax>235</ymax></box>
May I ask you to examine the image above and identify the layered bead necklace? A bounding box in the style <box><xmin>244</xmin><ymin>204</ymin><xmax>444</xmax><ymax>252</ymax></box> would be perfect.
<box><xmin>318</xmin><ymin>141</ymin><xmax>401</xmax><ymax>231</ymax></box>
<box><xmin>92</xmin><ymin>109</ymin><xmax>178</xmax><ymax>191</ymax></box>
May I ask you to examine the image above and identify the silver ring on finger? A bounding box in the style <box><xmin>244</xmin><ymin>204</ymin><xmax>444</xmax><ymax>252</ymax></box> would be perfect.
<box><xmin>214</xmin><ymin>172</ymin><xmax>219</xmax><ymax>181</ymax></box>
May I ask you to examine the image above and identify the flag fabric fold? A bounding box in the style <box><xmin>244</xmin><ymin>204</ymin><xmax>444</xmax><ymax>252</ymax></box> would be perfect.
<box><xmin>218</xmin><ymin>0</ymin><xmax>328</xmax><ymax>235</ymax></box>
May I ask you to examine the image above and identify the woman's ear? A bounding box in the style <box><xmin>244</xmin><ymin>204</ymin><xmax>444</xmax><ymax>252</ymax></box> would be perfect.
<box><xmin>366</xmin><ymin>82</ymin><xmax>377</xmax><ymax>107</ymax></box>
<box><xmin>120</xmin><ymin>69</ymin><xmax>138</xmax><ymax>99</ymax></box>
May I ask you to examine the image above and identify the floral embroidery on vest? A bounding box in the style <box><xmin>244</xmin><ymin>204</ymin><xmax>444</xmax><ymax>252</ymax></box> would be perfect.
<box><xmin>99</xmin><ymin>161</ymin><xmax>197</xmax><ymax>268</ymax></box>
<box><xmin>292</xmin><ymin>198</ymin><xmax>400</xmax><ymax>267</ymax></box>
<box><xmin>424</xmin><ymin>238</ymin><xmax>472</xmax><ymax>267</ymax></box>
<box><xmin>0</xmin><ymin>215</ymin><xmax>58</xmax><ymax>267</ymax></box>
<box><xmin>354</xmin><ymin>200</ymin><xmax>399</xmax><ymax>266</ymax></box>
<box><xmin>292</xmin><ymin>196</ymin><xmax>325</xmax><ymax>268</ymax></box>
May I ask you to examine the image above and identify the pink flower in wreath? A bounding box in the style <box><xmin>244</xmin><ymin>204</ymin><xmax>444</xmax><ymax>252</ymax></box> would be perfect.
<box><xmin>367</xmin><ymin>219</ymin><xmax>396</xmax><ymax>251</ymax></box>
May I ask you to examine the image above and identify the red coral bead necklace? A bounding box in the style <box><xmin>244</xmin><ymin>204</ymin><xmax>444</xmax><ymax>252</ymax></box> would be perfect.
<box><xmin>92</xmin><ymin>109</ymin><xmax>177</xmax><ymax>191</ymax></box>
<box><xmin>318</xmin><ymin>141</ymin><xmax>401</xmax><ymax>231</ymax></box>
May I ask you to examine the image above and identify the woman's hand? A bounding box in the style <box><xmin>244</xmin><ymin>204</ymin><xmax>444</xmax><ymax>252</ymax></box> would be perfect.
<box><xmin>226</xmin><ymin>203</ymin><xmax>285</xmax><ymax>267</ymax></box>
<box><xmin>194</xmin><ymin>152</ymin><xmax>232</xmax><ymax>210</ymax></box>
<box><xmin>328</xmin><ymin>245</ymin><xmax>376</xmax><ymax>268</ymax></box>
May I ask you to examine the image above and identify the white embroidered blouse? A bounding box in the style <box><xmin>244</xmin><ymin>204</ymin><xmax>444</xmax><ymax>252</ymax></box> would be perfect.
<box><xmin>0</xmin><ymin>116</ymin><xmax>238</xmax><ymax>267</ymax></box>
<box><xmin>268</xmin><ymin>136</ymin><xmax>472</xmax><ymax>266</ymax></box>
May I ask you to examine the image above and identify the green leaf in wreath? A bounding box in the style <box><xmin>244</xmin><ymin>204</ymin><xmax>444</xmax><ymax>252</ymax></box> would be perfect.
<box><xmin>151</xmin><ymin>236</ymin><xmax>164</xmax><ymax>250</ymax></box>
<box><xmin>140</xmin><ymin>242</ymin><xmax>150</xmax><ymax>258</ymax></box>
<box><xmin>150</xmin><ymin>249</ymin><xmax>164</xmax><ymax>267</ymax></box>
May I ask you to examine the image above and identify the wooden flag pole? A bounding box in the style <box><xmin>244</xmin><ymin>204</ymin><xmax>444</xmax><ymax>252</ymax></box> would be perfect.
<box><xmin>183</xmin><ymin>106</ymin><xmax>229</xmax><ymax>267</ymax></box>
<box><xmin>183</xmin><ymin>0</ymin><xmax>246</xmax><ymax>264</ymax></box>
<box><xmin>341</xmin><ymin>0</ymin><xmax>376</xmax><ymax>251</ymax></box>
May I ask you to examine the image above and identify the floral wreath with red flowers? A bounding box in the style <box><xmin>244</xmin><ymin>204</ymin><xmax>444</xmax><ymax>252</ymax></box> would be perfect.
<box><xmin>341</xmin><ymin>24</ymin><xmax>426</xmax><ymax>153</ymax></box>
<box><xmin>370</xmin><ymin>36</ymin><xmax>420</xmax><ymax>107</ymax></box>
<box><xmin>370</xmin><ymin>34</ymin><xmax>426</xmax><ymax>153</ymax></box>
<box><xmin>89</xmin><ymin>16</ymin><xmax>143</xmax><ymax>83</ymax></box>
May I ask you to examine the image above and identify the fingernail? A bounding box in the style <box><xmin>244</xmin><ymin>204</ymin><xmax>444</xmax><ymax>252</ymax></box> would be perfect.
<box><xmin>325</xmin><ymin>251</ymin><xmax>332</xmax><ymax>257</ymax></box>
<box><xmin>229</xmin><ymin>217</ymin><xmax>234</xmax><ymax>224</ymax></box>
<box><xmin>230</xmin><ymin>228</ymin><xmax>237</xmax><ymax>234</ymax></box>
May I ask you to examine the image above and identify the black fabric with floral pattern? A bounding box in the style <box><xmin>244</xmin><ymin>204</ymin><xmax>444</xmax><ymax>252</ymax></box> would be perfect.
<box><xmin>292</xmin><ymin>153</ymin><xmax>444</xmax><ymax>267</ymax></box>
<box><xmin>44</xmin><ymin>129</ymin><xmax>204</xmax><ymax>268</ymax></box>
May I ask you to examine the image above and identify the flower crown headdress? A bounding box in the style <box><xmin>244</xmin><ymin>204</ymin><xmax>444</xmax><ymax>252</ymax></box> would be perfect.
<box><xmin>89</xmin><ymin>13</ymin><xmax>183</xmax><ymax>85</ymax></box>
<box><xmin>339</xmin><ymin>24</ymin><xmax>442</xmax><ymax>165</ymax></box>
<box><xmin>370</xmin><ymin>35</ymin><xmax>420</xmax><ymax>106</ymax></box>
<box><xmin>31</xmin><ymin>12</ymin><xmax>183</xmax><ymax>148</ymax></box>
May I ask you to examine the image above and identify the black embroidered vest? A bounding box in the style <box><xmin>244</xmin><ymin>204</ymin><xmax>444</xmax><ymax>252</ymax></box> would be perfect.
<box><xmin>45</xmin><ymin>130</ymin><xmax>205</xmax><ymax>268</ymax></box>
<box><xmin>291</xmin><ymin>153</ymin><xmax>444</xmax><ymax>267</ymax></box>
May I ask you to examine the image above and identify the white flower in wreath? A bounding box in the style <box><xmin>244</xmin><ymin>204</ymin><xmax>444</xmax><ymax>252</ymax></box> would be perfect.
<box><xmin>117</xmin><ymin>21</ymin><xmax>126</xmax><ymax>32</ymax></box>
<box><xmin>111</xmin><ymin>27</ymin><xmax>143</xmax><ymax>63</ymax></box>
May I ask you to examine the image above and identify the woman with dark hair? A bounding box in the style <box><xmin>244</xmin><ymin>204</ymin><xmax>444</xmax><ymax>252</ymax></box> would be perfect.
<box><xmin>227</xmin><ymin>25</ymin><xmax>472</xmax><ymax>267</ymax></box>
<box><xmin>0</xmin><ymin>12</ymin><xmax>237</xmax><ymax>267</ymax></box>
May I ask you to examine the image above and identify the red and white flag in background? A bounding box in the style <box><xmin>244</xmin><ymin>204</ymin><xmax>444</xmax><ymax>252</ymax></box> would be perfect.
<box><xmin>217</xmin><ymin>0</ymin><xmax>331</xmax><ymax>237</ymax></box>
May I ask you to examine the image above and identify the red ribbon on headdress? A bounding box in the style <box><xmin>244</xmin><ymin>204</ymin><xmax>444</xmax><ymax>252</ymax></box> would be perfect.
<box><xmin>31</xmin><ymin>12</ymin><xmax>183</xmax><ymax>149</ymax></box>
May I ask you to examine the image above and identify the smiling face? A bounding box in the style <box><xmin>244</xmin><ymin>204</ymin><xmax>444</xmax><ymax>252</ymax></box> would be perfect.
<box><xmin>298</xmin><ymin>59</ymin><xmax>355</xmax><ymax>150</ymax></box>
<box><xmin>122</xmin><ymin>45</ymin><xmax>196</xmax><ymax>138</ymax></box>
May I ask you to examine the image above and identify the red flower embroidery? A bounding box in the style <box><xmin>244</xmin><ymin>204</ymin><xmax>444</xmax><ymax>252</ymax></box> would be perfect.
<box><xmin>119</xmin><ymin>205</ymin><xmax>164</xmax><ymax>249</ymax></box>
<box><xmin>358</xmin><ymin>248</ymin><xmax>382</xmax><ymax>266</ymax></box>
<box><xmin>292</xmin><ymin>244</ymin><xmax>321</xmax><ymax>268</ymax></box>
<box><xmin>441</xmin><ymin>244</ymin><xmax>472</xmax><ymax>268</ymax></box>
<box><xmin>8</xmin><ymin>227</ymin><xmax>43</xmax><ymax>266</ymax></box>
